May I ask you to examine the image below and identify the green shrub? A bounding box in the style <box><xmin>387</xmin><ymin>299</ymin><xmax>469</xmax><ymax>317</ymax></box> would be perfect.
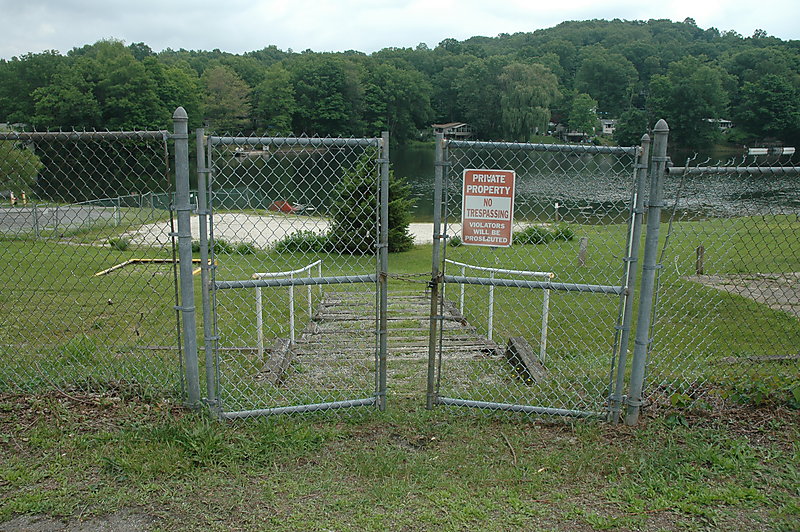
<box><xmin>553</xmin><ymin>223</ymin><xmax>575</xmax><ymax>241</ymax></box>
<box><xmin>513</xmin><ymin>225</ymin><xmax>554</xmax><ymax>245</ymax></box>
<box><xmin>448</xmin><ymin>235</ymin><xmax>463</xmax><ymax>247</ymax></box>
<box><xmin>191</xmin><ymin>240</ymin><xmax>201</xmax><ymax>252</ymax></box>
<box><xmin>107</xmin><ymin>237</ymin><xmax>130</xmax><ymax>251</ymax></box>
<box><xmin>273</xmin><ymin>230</ymin><xmax>330</xmax><ymax>253</ymax></box>
<box><xmin>212</xmin><ymin>239</ymin><xmax>234</xmax><ymax>254</ymax></box>
<box><xmin>235</xmin><ymin>242</ymin><xmax>257</xmax><ymax>255</ymax></box>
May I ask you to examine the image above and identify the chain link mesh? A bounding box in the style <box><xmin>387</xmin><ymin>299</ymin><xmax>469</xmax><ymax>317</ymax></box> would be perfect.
<box><xmin>0</xmin><ymin>131</ymin><xmax>182</xmax><ymax>399</ymax></box>
<box><xmin>435</xmin><ymin>141</ymin><xmax>639</xmax><ymax>416</ymax></box>
<box><xmin>205</xmin><ymin>135</ymin><xmax>384</xmax><ymax>416</ymax></box>
<box><xmin>645</xmin><ymin>156</ymin><xmax>800</xmax><ymax>410</ymax></box>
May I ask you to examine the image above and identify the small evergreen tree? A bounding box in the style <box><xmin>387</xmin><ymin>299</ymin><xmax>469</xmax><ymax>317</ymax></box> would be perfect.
<box><xmin>328</xmin><ymin>154</ymin><xmax>415</xmax><ymax>255</ymax></box>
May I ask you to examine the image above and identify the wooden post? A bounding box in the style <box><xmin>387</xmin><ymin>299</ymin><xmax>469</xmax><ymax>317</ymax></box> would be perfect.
<box><xmin>578</xmin><ymin>236</ymin><xmax>589</xmax><ymax>267</ymax></box>
<box><xmin>695</xmin><ymin>245</ymin><xmax>705</xmax><ymax>275</ymax></box>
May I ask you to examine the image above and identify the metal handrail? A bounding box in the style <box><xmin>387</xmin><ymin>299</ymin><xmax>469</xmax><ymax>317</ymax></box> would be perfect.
<box><xmin>444</xmin><ymin>259</ymin><xmax>553</xmax><ymax>362</ymax></box>
<box><xmin>254</xmin><ymin>259</ymin><xmax>323</xmax><ymax>359</ymax></box>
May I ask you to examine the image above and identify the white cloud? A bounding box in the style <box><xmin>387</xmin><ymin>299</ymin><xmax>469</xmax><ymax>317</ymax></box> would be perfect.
<box><xmin>0</xmin><ymin>0</ymin><xmax>797</xmax><ymax>59</ymax></box>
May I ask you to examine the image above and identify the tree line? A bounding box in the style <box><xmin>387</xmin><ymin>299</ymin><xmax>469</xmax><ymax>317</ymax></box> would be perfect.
<box><xmin>1</xmin><ymin>18</ymin><xmax>799</xmax><ymax>148</ymax></box>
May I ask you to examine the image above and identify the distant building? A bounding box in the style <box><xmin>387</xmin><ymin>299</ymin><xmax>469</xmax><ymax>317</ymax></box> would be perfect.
<box><xmin>705</xmin><ymin>118</ymin><xmax>734</xmax><ymax>130</ymax></box>
<box><xmin>431</xmin><ymin>122</ymin><xmax>475</xmax><ymax>139</ymax></box>
<box><xmin>600</xmin><ymin>119</ymin><xmax>617</xmax><ymax>135</ymax></box>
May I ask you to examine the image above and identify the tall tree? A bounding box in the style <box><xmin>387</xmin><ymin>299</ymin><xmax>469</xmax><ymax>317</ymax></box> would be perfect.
<box><xmin>252</xmin><ymin>63</ymin><xmax>296</xmax><ymax>134</ymax></box>
<box><xmin>288</xmin><ymin>55</ymin><xmax>365</xmax><ymax>136</ymax></box>
<box><xmin>143</xmin><ymin>58</ymin><xmax>203</xmax><ymax>129</ymax></box>
<box><xmin>0</xmin><ymin>141</ymin><xmax>43</xmax><ymax>196</ymax></box>
<box><xmin>568</xmin><ymin>93</ymin><xmax>599</xmax><ymax>136</ymax></box>
<box><xmin>734</xmin><ymin>75</ymin><xmax>800</xmax><ymax>144</ymax></box>
<box><xmin>455</xmin><ymin>56</ymin><xmax>508</xmax><ymax>139</ymax></box>
<box><xmin>363</xmin><ymin>61</ymin><xmax>432</xmax><ymax>142</ymax></box>
<box><xmin>32</xmin><ymin>41</ymin><xmax>161</xmax><ymax>129</ymax></box>
<box><xmin>0</xmin><ymin>51</ymin><xmax>64</xmax><ymax>124</ymax></box>
<box><xmin>201</xmin><ymin>64</ymin><xmax>252</xmax><ymax>132</ymax></box>
<box><xmin>648</xmin><ymin>56</ymin><xmax>731</xmax><ymax>147</ymax></box>
<box><xmin>498</xmin><ymin>62</ymin><xmax>560</xmax><ymax>141</ymax></box>
<box><xmin>574</xmin><ymin>47</ymin><xmax>638</xmax><ymax>116</ymax></box>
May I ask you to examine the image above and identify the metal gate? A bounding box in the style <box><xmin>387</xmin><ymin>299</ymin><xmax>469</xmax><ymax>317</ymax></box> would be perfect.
<box><xmin>201</xmin><ymin>132</ymin><xmax>389</xmax><ymax>419</ymax></box>
<box><xmin>426</xmin><ymin>134</ymin><xmax>649</xmax><ymax>419</ymax></box>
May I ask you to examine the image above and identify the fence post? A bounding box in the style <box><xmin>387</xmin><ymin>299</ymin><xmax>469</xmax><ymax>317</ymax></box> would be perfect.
<box><xmin>289</xmin><ymin>273</ymin><xmax>295</xmax><ymax>344</ymax></box>
<box><xmin>173</xmin><ymin>107</ymin><xmax>201</xmax><ymax>406</ymax></box>
<box><xmin>196</xmin><ymin>128</ymin><xmax>216</xmax><ymax>403</ymax></box>
<box><xmin>488</xmin><ymin>271</ymin><xmax>495</xmax><ymax>341</ymax></box>
<box><xmin>625</xmin><ymin>120</ymin><xmax>668</xmax><ymax>426</ymax></box>
<box><xmin>32</xmin><ymin>203</ymin><xmax>40</xmax><ymax>237</ymax></box>
<box><xmin>609</xmin><ymin>133</ymin><xmax>650</xmax><ymax>423</ymax></box>
<box><xmin>427</xmin><ymin>132</ymin><xmax>446</xmax><ymax>409</ymax></box>
<box><xmin>377</xmin><ymin>131</ymin><xmax>390</xmax><ymax>411</ymax></box>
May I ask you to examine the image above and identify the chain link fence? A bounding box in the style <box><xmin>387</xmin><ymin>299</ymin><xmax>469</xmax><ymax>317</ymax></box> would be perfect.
<box><xmin>430</xmin><ymin>138</ymin><xmax>640</xmax><ymax>417</ymax></box>
<box><xmin>645</xmin><ymin>156</ymin><xmax>800</xmax><ymax>411</ymax></box>
<box><xmin>0</xmin><ymin>131</ymin><xmax>183</xmax><ymax>399</ymax></box>
<box><xmin>1</xmin><ymin>120</ymin><xmax>797</xmax><ymax>422</ymax></box>
<box><xmin>202</xmin><ymin>133</ymin><xmax>388</xmax><ymax>418</ymax></box>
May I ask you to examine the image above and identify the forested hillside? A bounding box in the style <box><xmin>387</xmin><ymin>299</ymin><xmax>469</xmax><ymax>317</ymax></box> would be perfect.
<box><xmin>1</xmin><ymin>18</ymin><xmax>798</xmax><ymax>148</ymax></box>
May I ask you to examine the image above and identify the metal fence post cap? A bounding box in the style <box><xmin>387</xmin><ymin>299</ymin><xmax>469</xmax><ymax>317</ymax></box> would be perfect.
<box><xmin>173</xmin><ymin>107</ymin><xmax>188</xmax><ymax>121</ymax></box>
<box><xmin>640</xmin><ymin>133</ymin><xmax>650</xmax><ymax>143</ymax></box>
<box><xmin>653</xmin><ymin>119</ymin><xmax>669</xmax><ymax>133</ymax></box>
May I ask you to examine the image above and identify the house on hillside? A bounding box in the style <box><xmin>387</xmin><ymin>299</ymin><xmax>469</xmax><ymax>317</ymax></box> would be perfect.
<box><xmin>431</xmin><ymin>122</ymin><xmax>475</xmax><ymax>139</ymax></box>
<box><xmin>600</xmin><ymin>119</ymin><xmax>617</xmax><ymax>135</ymax></box>
<box><xmin>705</xmin><ymin>118</ymin><xmax>734</xmax><ymax>131</ymax></box>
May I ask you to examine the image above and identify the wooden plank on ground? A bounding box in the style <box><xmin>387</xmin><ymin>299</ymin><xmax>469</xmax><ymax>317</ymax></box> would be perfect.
<box><xmin>256</xmin><ymin>338</ymin><xmax>294</xmax><ymax>385</ymax></box>
<box><xmin>505</xmin><ymin>336</ymin><xmax>547</xmax><ymax>383</ymax></box>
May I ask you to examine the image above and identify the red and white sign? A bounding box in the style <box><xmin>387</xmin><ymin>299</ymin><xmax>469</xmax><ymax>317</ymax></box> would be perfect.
<box><xmin>461</xmin><ymin>169</ymin><xmax>516</xmax><ymax>247</ymax></box>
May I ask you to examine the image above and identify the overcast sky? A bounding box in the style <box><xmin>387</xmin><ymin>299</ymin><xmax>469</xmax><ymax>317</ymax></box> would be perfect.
<box><xmin>1</xmin><ymin>0</ymin><xmax>798</xmax><ymax>60</ymax></box>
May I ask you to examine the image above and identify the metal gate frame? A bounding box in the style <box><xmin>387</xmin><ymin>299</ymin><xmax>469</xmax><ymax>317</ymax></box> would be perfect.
<box><xmin>198</xmin><ymin>132</ymin><xmax>390</xmax><ymax>419</ymax></box>
<box><xmin>426</xmin><ymin>132</ymin><xmax>654</xmax><ymax>420</ymax></box>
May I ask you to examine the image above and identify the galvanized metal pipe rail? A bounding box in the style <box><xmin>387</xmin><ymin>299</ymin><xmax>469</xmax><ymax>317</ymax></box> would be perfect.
<box><xmin>252</xmin><ymin>260</ymin><xmax>323</xmax><ymax>351</ymax></box>
<box><xmin>444</xmin><ymin>259</ymin><xmax>554</xmax><ymax>358</ymax></box>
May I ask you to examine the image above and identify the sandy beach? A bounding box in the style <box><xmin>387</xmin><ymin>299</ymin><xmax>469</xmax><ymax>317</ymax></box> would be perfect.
<box><xmin>124</xmin><ymin>213</ymin><xmax>450</xmax><ymax>247</ymax></box>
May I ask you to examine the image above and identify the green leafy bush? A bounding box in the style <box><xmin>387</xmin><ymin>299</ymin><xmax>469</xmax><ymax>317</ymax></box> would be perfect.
<box><xmin>553</xmin><ymin>223</ymin><xmax>575</xmax><ymax>241</ymax></box>
<box><xmin>513</xmin><ymin>225</ymin><xmax>554</xmax><ymax>245</ymax></box>
<box><xmin>235</xmin><ymin>242</ymin><xmax>257</xmax><ymax>255</ymax></box>
<box><xmin>273</xmin><ymin>230</ymin><xmax>330</xmax><ymax>253</ymax></box>
<box><xmin>212</xmin><ymin>239</ymin><xmax>234</xmax><ymax>254</ymax></box>
<box><xmin>107</xmin><ymin>237</ymin><xmax>130</xmax><ymax>251</ymax></box>
<box><xmin>448</xmin><ymin>235</ymin><xmax>463</xmax><ymax>247</ymax></box>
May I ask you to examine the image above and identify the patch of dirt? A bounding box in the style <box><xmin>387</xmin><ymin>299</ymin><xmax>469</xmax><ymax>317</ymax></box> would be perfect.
<box><xmin>0</xmin><ymin>509</ymin><xmax>155</xmax><ymax>532</ymax></box>
<box><xmin>687</xmin><ymin>272</ymin><xmax>800</xmax><ymax>318</ymax></box>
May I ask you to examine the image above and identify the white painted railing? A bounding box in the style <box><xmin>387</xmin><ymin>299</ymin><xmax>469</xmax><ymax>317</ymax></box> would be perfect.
<box><xmin>445</xmin><ymin>259</ymin><xmax>553</xmax><ymax>363</ymax></box>
<box><xmin>253</xmin><ymin>259</ymin><xmax>323</xmax><ymax>359</ymax></box>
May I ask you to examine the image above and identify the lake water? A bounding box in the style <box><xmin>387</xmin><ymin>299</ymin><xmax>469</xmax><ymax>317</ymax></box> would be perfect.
<box><xmin>392</xmin><ymin>142</ymin><xmax>800</xmax><ymax>223</ymax></box>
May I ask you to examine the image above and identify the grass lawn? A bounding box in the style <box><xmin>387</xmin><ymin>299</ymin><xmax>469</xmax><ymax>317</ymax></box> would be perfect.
<box><xmin>1</xmin><ymin>211</ymin><xmax>798</xmax><ymax>529</ymax></box>
<box><xmin>0</xmin><ymin>392</ymin><xmax>797</xmax><ymax>531</ymax></box>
